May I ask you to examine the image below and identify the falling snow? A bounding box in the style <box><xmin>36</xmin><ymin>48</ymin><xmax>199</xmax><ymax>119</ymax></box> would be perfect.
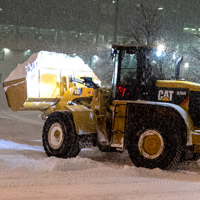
<box><xmin>1</xmin><ymin>86</ymin><xmax>200</xmax><ymax>200</ymax></box>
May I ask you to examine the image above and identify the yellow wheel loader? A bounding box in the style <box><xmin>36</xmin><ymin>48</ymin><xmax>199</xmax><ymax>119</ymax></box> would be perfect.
<box><xmin>4</xmin><ymin>46</ymin><xmax>200</xmax><ymax>169</ymax></box>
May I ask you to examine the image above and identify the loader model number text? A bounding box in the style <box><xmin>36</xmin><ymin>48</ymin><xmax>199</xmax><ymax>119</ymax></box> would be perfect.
<box><xmin>158</xmin><ymin>90</ymin><xmax>174</xmax><ymax>101</ymax></box>
<box><xmin>177</xmin><ymin>91</ymin><xmax>186</xmax><ymax>95</ymax></box>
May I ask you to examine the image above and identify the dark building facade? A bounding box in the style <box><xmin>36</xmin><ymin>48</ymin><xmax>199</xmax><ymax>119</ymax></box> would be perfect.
<box><xmin>0</xmin><ymin>0</ymin><xmax>199</xmax><ymax>83</ymax></box>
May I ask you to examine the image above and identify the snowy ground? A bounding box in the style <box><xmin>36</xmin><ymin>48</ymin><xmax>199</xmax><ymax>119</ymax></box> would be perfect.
<box><xmin>1</xmin><ymin>87</ymin><xmax>200</xmax><ymax>199</ymax></box>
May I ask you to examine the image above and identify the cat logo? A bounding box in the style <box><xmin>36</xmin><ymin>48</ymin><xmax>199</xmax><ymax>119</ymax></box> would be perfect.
<box><xmin>158</xmin><ymin>90</ymin><xmax>174</xmax><ymax>101</ymax></box>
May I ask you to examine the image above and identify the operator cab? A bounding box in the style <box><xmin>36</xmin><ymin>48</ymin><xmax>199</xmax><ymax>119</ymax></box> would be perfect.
<box><xmin>111</xmin><ymin>45</ymin><xmax>165</xmax><ymax>101</ymax></box>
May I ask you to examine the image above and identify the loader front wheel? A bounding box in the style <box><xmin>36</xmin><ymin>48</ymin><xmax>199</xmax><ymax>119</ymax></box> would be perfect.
<box><xmin>127</xmin><ymin>119</ymin><xmax>184</xmax><ymax>169</ymax></box>
<box><xmin>42</xmin><ymin>111</ymin><xmax>80</xmax><ymax>158</ymax></box>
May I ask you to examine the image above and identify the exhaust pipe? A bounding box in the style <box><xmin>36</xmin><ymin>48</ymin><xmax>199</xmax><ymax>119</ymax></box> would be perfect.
<box><xmin>175</xmin><ymin>56</ymin><xmax>183</xmax><ymax>80</ymax></box>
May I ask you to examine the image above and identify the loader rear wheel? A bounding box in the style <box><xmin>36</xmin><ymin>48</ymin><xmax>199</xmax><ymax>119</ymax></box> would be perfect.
<box><xmin>42</xmin><ymin>111</ymin><xmax>80</xmax><ymax>158</ymax></box>
<box><xmin>127</xmin><ymin>119</ymin><xmax>184</xmax><ymax>169</ymax></box>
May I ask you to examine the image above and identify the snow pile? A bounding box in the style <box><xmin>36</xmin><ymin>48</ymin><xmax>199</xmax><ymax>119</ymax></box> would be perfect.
<box><xmin>27</xmin><ymin>51</ymin><xmax>93</xmax><ymax>71</ymax></box>
<box><xmin>4</xmin><ymin>51</ymin><xmax>95</xmax><ymax>82</ymax></box>
<box><xmin>0</xmin><ymin>139</ymin><xmax>44</xmax><ymax>152</ymax></box>
<box><xmin>4</xmin><ymin>51</ymin><xmax>101</xmax><ymax>90</ymax></box>
<box><xmin>1</xmin><ymin>104</ymin><xmax>200</xmax><ymax>199</ymax></box>
<box><xmin>0</xmin><ymin>154</ymin><xmax>102</xmax><ymax>172</ymax></box>
<box><xmin>0</xmin><ymin>84</ymin><xmax>9</xmax><ymax>110</ymax></box>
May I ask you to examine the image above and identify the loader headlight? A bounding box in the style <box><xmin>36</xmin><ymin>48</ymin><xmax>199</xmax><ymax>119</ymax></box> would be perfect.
<box><xmin>156</xmin><ymin>44</ymin><xmax>165</xmax><ymax>57</ymax></box>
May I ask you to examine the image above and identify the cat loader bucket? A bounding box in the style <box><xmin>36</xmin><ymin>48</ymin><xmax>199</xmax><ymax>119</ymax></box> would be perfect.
<box><xmin>3</xmin><ymin>51</ymin><xmax>100</xmax><ymax>111</ymax></box>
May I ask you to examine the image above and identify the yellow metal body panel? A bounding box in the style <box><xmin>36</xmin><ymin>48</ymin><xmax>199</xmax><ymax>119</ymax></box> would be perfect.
<box><xmin>39</xmin><ymin>74</ymin><xmax>59</xmax><ymax>98</ymax></box>
<box><xmin>66</xmin><ymin>105</ymin><xmax>96</xmax><ymax>135</ymax></box>
<box><xmin>156</xmin><ymin>80</ymin><xmax>200</xmax><ymax>92</ymax></box>
<box><xmin>194</xmin><ymin>144</ymin><xmax>200</xmax><ymax>153</ymax></box>
<box><xmin>113</xmin><ymin>104</ymin><xmax>126</xmax><ymax>132</ymax></box>
<box><xmin>22</xmin><ymin>98</ymin><xmax>59</xmax><ymax>110</ymax></box>
<box><xmin>156</xmin><ymin>80</ymin><xmax>200</xmax><ymax>145</ymax></box>
<box><xmin>113</xmin><ymin>118</ymin><xmax>125</xmax><ymax>132</ymax></box>
<box><xmin>192</xmin><ymin>133</ymin><xmax>200</xmax><ymax>145</ymax></box>
<box><xmin>91</xmin><ymin>88</ymin><xmax>112</xmax><ymax>142</ymax></box>
<box><xmin>112</xmin><ymin>133</ymin><xmax>124</xmax><ymax>147</ymax></box>
<box><xmin>112</xmin><ymin>103</ymin><xmax>127</xmax><ymax>147</ymax></box>
<box><xmin>114</xmin><ymin>104</ymin><xmax>127</xmax><ymax>117</ymax></box>
<box><xmin>91</xmin><ymin>88</ymin><xmax>111</xmax><ymax>116</ymax></box>
<box><xmin>156</xmin><ymin>80</ymin><xmax>200</xmax><ymax>111</ymax></box>
<box><xmin>4</xmin><ymin>80</ymin><xmax>27</xmax><ymax>111</ymax></box>
<box><xmin>56</xmin><ymin>87</ymin><xmax>94</xmax><ymax>111</ymax></box>
<box><xmin>179</xmin><ymin>97</ymin><xmax>189</xmax><ymax>111</ymax></box>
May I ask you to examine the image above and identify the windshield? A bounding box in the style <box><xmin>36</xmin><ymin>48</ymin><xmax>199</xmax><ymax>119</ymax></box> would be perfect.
<box><xmin>147</xmin><ymin>51</ymin><xmax>175</xmax><ymax>80</ymax></box>
<box><xmin>119</xmin><ymin>52</ymin><xmax>137</xmax><ymax>84</ymax></box>
<box><xmin>118</xmin><ymin>49</ymin><xmax>170</xmax><ymax>85</ymax></box>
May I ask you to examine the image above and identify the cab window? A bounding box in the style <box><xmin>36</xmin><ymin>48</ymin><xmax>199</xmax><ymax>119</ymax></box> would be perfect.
<box><xmin>119</xmin><ymin>52</ymin><xmax>137</xmax><ymax>84</ymax></box>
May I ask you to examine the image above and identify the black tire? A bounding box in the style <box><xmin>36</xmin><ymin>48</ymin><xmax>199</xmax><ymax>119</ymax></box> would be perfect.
<box><xmin>98</xmin><ymin>143</ymin><xmax>113</xmax><ymax>152</ymax></box>
<box><xmin>181</xmin><ymin>146</ymin><xmax>200</xmax><ymax>161</ymax></box>
<box><xmin>42</xmin><ymin>111</ymin><xmax>80</xmax><ymax>158</ymax></box>
<box><xmin>126</xmin><ymin>119</ymin><xmax>184</xmax><ymax>169</ymax></box>
<box><xmin>191</xmin><ymin>153</ymin><xmax>200</xmax><ymax>161</ymax></box>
